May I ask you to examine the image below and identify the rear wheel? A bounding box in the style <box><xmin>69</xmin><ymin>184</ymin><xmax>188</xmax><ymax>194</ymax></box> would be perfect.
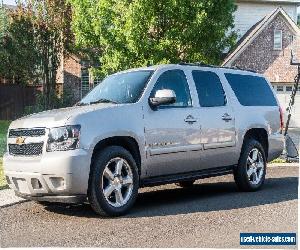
<box><xmin>234</xmin><ymin>139</ymin><xmax>266</xmax><ymax>191</ymax></box>
<box><xmin>88</xmin><ymin>146</ymin><xmax>139</xmax><ymax>216</ymax></box>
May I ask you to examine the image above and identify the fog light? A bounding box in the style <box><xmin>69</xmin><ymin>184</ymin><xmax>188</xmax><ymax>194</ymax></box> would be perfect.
<box><xmin>49</xmin><ymin>177</ymin><xmax>65</xmax><ymax>189</ymax></box>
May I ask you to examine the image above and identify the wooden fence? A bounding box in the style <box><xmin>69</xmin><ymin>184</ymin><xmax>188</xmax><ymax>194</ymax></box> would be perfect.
<box><xmin>0</xmin><ymin>84</ymin><xmax>37</xmax><ymax>120</ymax></box>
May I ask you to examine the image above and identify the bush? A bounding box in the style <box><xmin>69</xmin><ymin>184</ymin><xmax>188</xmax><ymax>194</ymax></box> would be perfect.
<box><xmin>0</xmin><ymin>120</ymin><xmax>10</xmax><ymax>157</ymax></box>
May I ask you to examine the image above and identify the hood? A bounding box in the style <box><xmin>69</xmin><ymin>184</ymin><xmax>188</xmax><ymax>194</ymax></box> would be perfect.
<box><xmin>10</xmin><ymin>103</ymin><xmax>114</xmax><ymax>129</ymax></box>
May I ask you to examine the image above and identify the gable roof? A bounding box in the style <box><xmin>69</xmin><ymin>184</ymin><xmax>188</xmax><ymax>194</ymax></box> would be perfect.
<box><xmin>222</xmin><ymin>7</ymin><xmax>300</xmax><ymax>66</ymax></box>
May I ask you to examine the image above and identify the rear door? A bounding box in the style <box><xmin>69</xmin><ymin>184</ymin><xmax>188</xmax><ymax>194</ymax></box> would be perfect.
<box><xmin>191</xmin><ymin>70</ymin><xmax>237</xmax><ymax>169</ymax></box>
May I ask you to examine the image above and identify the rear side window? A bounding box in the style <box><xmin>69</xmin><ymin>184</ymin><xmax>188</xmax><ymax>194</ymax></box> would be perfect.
<box><xmin>192</xmin><ymin>70</ymin><xmax>226</xmax><ymax>107</ymax></box>
<box><xmin>225</xmin><ymin>73</ymin><xmax>277</xmax><ymax>106</ymax></box>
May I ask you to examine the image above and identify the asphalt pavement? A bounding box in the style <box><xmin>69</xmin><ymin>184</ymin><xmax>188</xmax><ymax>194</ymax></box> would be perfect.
<box><xmin>0</xmin><ymin>165</ymin><xmax>298</xmax><ymax>248</ymax></box>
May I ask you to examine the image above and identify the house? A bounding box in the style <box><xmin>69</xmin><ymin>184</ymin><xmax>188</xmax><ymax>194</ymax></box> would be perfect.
<box><xmin>56</xmin><ymin>54</ymin><xmax>102</xmax><ymax>103</ymax></box>
<box><xmin>234</xmin><ymin>0</ymin><xmax>299</xmax><ymax>38</ymax></box>
<box><xmin>223</xmin><ymin>0</ymin><xmax>300</xmax><ymax>128</ymax></box>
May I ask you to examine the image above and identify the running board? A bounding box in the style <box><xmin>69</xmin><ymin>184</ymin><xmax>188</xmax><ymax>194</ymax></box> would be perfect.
<box><xmin>141</xmin><ymin>166</ymin><xmax>234</xmax><ymax>187</ymax></box>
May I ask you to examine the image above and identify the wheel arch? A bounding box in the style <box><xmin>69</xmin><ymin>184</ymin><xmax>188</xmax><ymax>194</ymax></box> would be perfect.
<box><xmin>242</xmin><ymin>128</ymin><xmax>269</xmax><ymax>159</ymax></box>
<box><xmin>91</xmin><ymin>136</ymin><xmax>142</xmax><ymax>176</ymax></box>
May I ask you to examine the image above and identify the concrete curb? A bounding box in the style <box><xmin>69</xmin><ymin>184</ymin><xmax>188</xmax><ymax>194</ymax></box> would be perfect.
<box><xmin>0</xmin><ymin>189</ymin><xmax>26</xmax><ymax>208</ymax></box>
<box><xmin>268</xmin><ymin>163</ymin><xmax>299</xmax><ymax>168</ymax></box>
<box><xmin>0</xmin><ymin>199</ymin><xmax>27</xmax><ymax>208</ymax></box>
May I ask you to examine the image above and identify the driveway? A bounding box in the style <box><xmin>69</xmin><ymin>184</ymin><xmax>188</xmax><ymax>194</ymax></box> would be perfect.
<box><xmin>0</xmin><ymin>166</ymin><xmax>298</xmax><ymax>248</ymax></box>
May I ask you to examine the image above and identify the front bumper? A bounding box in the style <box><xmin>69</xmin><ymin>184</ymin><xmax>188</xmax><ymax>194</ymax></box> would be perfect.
<box><xmin>3</xmin><ymin>149</ymin><xmax>91</xmax><ymax>202</ymax></box>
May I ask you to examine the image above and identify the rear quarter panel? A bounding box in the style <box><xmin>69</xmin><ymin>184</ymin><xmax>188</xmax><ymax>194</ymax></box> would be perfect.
<box><xmin>219</xmin><ymin>70</ymin><xmax>284</xmax><ymax>162</ymax></box>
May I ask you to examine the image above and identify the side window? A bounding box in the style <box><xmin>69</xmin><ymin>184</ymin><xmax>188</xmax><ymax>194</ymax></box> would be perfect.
<box><xmin>274</xmin><ymin>30</ymin><xmax>283</xmax><ymax>50</ymax></box>
<box><xmin>151</xmin><ymin>70</ymin><xmax>192</xmax><ymax>107</ymax></box>
<box><xmin>192</xmin><ymin>70</ymin><xmax>226</xmax><ymax>107</ymax></box>
<box><xmin>225</xmin><ymin>73</ymin><xmax>277</xmax><ymax>106</ymax></box>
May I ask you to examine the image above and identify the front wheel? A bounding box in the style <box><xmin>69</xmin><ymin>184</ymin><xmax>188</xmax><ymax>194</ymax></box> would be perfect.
<box><xmin>88</xmin><ymin>146</ymin><xmax>139</xmax><ymax>216</ymax></box>
<box><xmin>234</xmin><ymin>139</ymin><xmax>266</xmax><ymax>192</ymax></box>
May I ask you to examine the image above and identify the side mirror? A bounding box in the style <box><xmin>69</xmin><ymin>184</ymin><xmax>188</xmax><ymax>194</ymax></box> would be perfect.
<box><xmin>149</xmin><ymin>89</ymin><xmax>176</xmax><ymax>108</ymax></box>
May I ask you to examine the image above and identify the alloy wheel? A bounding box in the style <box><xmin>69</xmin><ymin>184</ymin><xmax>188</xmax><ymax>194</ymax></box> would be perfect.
<box><xmin>246</xmin><ymin>148</ymin><xmax>265</xmax><ymax>185</ymax></box>
<box><xmin>102</xmin><ymin>157</ymin><xmax>134</xmax><ymax>208</ymax></box>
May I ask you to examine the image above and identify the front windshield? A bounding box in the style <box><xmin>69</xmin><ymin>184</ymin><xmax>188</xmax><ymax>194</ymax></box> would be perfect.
<box><xmin>79</xmin><ymin>70</ymin><xmax>153</xmax><ymax>105</ymax></box>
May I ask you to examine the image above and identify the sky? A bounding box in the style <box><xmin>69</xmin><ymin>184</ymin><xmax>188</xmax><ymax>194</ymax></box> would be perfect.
<box><xmin>2</xmin><ymin>0</ymin><xmax>16</xmax><ymax>5</ymax></box>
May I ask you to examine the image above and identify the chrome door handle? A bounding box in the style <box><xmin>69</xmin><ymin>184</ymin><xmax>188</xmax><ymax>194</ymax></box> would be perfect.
<box><xmin>184</xmin><ymin>115</ymin><xmax>197</xmax><ymax>124</ymax></box>
<box><xmin>222</xmin><ymin>113</ymin><xmax>232</xmax><ymax>122</ymax></box>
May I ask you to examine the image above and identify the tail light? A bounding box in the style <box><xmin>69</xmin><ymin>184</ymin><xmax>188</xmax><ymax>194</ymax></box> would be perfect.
<box><xmin>279</xmin><ymin>107</ymin><xmax>284</xmax><ymax>132</ymax></box>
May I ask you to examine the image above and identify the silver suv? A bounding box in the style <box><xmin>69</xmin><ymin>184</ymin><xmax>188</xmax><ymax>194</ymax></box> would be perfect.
<box><xmin>3</xmin><ymin>63</ymin><xmax>284</xmax><ymax>216</ymax></box>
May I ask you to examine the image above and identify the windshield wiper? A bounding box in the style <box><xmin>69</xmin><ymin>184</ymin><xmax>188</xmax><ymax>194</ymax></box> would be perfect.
<box><xmin>89</xmin><ymin>99</ymin><xmax>119</xmax><ymax>105</ymax></box>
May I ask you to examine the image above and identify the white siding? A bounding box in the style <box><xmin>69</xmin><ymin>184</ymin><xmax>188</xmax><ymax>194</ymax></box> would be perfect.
<box><xmin>273</xmin><ymin>84</ymin><xmax>300</xmax><ymax>128</ymax></box>
<box><xmin>234</xmin><ymin>2</ymin><xmax>298</xmax><ymax>37</ymax></box>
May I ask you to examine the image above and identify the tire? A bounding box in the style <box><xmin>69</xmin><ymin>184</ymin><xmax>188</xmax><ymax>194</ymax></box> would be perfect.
<box><xmin>88</xmin><ymin>146</ymin><xmax>139</xmax><ymax>216</ymax></box>
<box><xmin>234</xmin><ymin>139</ymin><xmax>267</xmax><ymax>192</ymax></box>
<box><xmin>176</xmin><ymin>180</ymin><xmax>195</xmax><ymax>188</ymax></box>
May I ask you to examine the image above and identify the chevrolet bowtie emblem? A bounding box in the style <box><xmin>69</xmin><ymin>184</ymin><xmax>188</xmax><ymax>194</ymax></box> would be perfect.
<box><xmin>16</xmin><ymin>137</ymin><xmax>26</xmax><ymax>145</ymax></box>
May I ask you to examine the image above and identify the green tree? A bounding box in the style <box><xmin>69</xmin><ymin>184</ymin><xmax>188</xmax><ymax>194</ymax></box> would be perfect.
<box><xmin>70</xmin><ymin>0</ymin><xmax>237</xmax><ymax>76</ymax></box>
<box><xmin>22</xmin><ymin>0</ymin><xmax>72</xmax><ymax>109</ymax></box>
<box><xmin>0</xmin><ymin>1</ymin><xmax>73</xmax><ymax>109</ymax></box>
<box><xmin>0</xmin><ymin>6</ymin><xmax>39</xmax><ymax>84</ymax></box>
<box><xmin>0</xmin><ymin>6</ymin><xmax>8</xmax><ymax>39</ymax></box>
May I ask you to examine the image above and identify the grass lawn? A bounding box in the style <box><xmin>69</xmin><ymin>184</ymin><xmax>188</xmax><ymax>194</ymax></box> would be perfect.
<box><xmin>0</xmin><ymin>158</ymin><xmax>8</xmax><ymax>190</ymax></box>
<box><xmin>0</xmin><ymin>120</ymin><xmax>10</xmax><ymax>189</ymax></box>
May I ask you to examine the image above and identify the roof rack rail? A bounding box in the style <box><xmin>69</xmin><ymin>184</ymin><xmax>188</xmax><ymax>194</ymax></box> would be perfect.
<box><xmin>178</xmin><ymin>62</ymin><xmax>212</xmax><ymax>67</ymax></box>
<box><xmin>225</xmin><ymin>66</ymin><xmax>257</xmax><ymax>73</ymax></box>
<box><xmin>178</xmin><ymin>62</ymin><xmax>257</xmax><ymax>73</ymax></box>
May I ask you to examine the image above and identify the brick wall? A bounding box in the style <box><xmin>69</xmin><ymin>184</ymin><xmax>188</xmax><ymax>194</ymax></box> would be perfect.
<box><xmin>232</xmin><ymin>14</ymin><xmax>300</xmax><ymax>83</ymax></box>
<box><xmin>63</xmin><ymin>55</ymin><xmax>81</xmax><ymax>103</ymax></box>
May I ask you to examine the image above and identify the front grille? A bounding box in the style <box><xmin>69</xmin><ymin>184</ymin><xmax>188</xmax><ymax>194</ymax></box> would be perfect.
<box><xmin>8</xmin><ymin>143</ymin><xmax>44</xmax><ymax>156</ymax></box>
<box><xmin>9</xmin><ymin>128</ymin><xmax>46</xmax><ymax>138</ymax></box>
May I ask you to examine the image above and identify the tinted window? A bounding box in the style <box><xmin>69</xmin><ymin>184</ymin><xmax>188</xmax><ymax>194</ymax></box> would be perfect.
<box><xmin>151</xmin><ymin>70</ymin><xmax>192</xmax><ymax>107</ymax></box>
<box><xmin>79</xmin><ymin>70</ymin><xmax>153</xmax><ymax>105</ymax></box>
<box><xmin>192</xmin><ymin>70</ymin><xmax>226</xmax><ymax>107</ymax></box>
<box><xmin>225</xmin><ymin>73</ymin><xmax>277</xmax><ymax>106</ymax></box>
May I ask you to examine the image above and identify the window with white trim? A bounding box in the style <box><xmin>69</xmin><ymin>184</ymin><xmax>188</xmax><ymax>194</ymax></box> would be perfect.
<box><xmin>276</xmin><ymin>85</ymin><xmax>284</xmax><ymax>92</ymax></box>
<box><xmin>274</xmin><ymin>30</ymin><xmax>283</xmax><ymax>50</ymax></box>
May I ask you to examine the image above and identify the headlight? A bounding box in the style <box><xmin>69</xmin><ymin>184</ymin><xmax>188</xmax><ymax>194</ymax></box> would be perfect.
<box><xmin>47</xmin><ymin>125</ymin><xmax>81</xmax><ymax>152</ymax></box>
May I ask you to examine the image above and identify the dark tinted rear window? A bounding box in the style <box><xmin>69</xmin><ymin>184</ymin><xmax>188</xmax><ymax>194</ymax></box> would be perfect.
<box><xmin>192</xmin><ymin>70</ymin><xmax>226</xmax><ymax>107</ymax></box>
<box><xmin>225</xmin><ymin>73</ymin><xmax>277</xmax><ymax>106</ymax></box>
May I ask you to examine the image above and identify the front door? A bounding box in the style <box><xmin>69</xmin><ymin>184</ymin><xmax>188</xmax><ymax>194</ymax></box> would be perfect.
<box><xmin>144</xmin><ymin>69</ymin><xmax>202</xmax><ymax>177</ymax></box>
